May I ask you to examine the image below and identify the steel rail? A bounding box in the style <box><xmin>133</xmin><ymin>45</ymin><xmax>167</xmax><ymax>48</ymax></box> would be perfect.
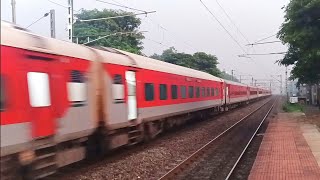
<box><xmin>225</xmin><ymin>98</ymin><xmax>277</xmax><ymax>180</ymax></box>
<box><xmin>158</xmin><ymin>98</ymin><xmax>274</xmax><ymax>180</ymax></box>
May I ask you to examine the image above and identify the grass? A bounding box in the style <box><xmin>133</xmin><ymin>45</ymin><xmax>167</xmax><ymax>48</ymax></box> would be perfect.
<box><xmin>283</xmin><ymin>102</ymin><xmax>304</xmax><ymax>112</ymax></box>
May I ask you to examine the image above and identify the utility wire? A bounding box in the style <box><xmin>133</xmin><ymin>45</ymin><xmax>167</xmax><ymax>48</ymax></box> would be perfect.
<box><xmin>96</xmin><ymin>0</ymin><xmax>148</xmax><ymax>13</ymax></box>
<box><xmin>82</xmin><ymin>31</ymin><xmax>147</xmax><ymax>45</ymax></box>
<box><xmin>26</xmin><ymin>12</ymin><xmax>50</xmax><ymax>28</ymax></box>
<box><xmin>97</xmin><ymin>0</ymin><xmax>182</xmax><ymax>50</ymax></box>
<box><xmin>47</xmin><ymin>0</ymin><xmax>80</xmax><ymax>12</ymax></box>
<box><xmin>215</xmin><ymin>0</ymin><xmax>250</xmax><ymax>44</ymax></box>
<box><xmin>246</xmin><ymin>41</ymin><xmax>281</xmax><ymax>46</ymax></box>
<box><xmin>147</xmin><ymin>18</ymin><xmax>199</xmax><ymax>52</ymax></box>
<box><xmin>78</xmin><ymin>11</ymin><xmax>156</xmax><ymax>22</ymax></box>
<box><xmin>199</xmin><ymin>0</ymin><xmax>247</xmax><ymax>54</ymax></box>
<box><xmin>145</xmin><ymin>38</ymin><xmax>171</xmax><ymax>48</ymax></box>
<box><xmin>240</xmin><ymin>52</ymin><xmax>286</xmax><ymax>56</ymax></box>
<box><xmin>254</xmin><ymin>34</ymin><xmax>277</xmax><ymax>44</ymax></box>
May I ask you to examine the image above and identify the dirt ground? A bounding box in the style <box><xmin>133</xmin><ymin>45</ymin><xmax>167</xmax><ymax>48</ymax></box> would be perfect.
<box><xmin>303</xmin><ymin>105</ymin><xmax>320</xmax><ymax>128</ymax></box>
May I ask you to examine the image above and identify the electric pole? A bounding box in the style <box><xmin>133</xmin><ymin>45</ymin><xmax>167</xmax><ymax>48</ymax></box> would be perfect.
<box><xmin>67</xmin><ymin>0</ymin><xmax>74</xmax><ymax>42</ymax></box>
<box><xmin>285</xmin><ymin>66</ymin><xmax>288</xmax><ymax>101</ymax></box>
<box><xmin>50</xmin><ymin>9</ymin><xmax>55</xmax><ymax>38</ymax></box>
<box><xmin>280</xmin><ymin>75</ymin><xmax>283</xmax><ymax>95</ymax></box>
<box><xmin>11</xmin><ymin>0</ymin><xmax>16</xmax><ymax>24</ymax></box>
<box><xmin>231</xmin><ymin>70</ymin><xmax>235</xmax><ymax>81</ymax></box>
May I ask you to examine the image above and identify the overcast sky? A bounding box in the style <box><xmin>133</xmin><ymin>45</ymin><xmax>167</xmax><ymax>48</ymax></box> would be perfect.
<box><xmin>1</xmin><ymin>0</ymin><xmax>289</xmax><ymax>93</ymax></box>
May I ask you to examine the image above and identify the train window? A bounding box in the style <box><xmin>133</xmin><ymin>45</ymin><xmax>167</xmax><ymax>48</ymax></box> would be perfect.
<box><xmin>211</xmin><ymin>88</ymin><xmax>215</xmax><ymax>96</ymax></box>
<box><xmin>202</xmin><ymin>87</ymin><xmax>205</xmax><ymax>97</ymax></box>
<box><xmin>68</xmin><ymin>70</ymin><xmax>87</xmax><ymax>107</ymax></box>
<box><xmin>188</xmin><ymin>86</ymin><xmax>194</xmax><ymax>98</ymax></box>
<box><xmin>206</xmin><ymin>88</ymin><xmax>210</xmax><ymax>97</ymax></box>
<box><xmin>27</xmin><ymin>72</ymin><xmax>51</xmax><ymax>107</ymax></box>
<box><xmin>113</xmin><ymin>74</ymin><xmax>123</xmax><ymax>84</ymax></box>
<box><xmin>0</xmin><ymin>76</ymin><xmax>5</xmax><ymax>111</ymax></box>
<box><xmin>145</xmin><ymin>83</ymin><xmax>154</xmax><ymax>101</ymax></box>
<box><xmin>171</xmin><ymin>85</ymin><xmax>178</xmax><ymax>99</ymax></box>
<box><xmin>160</xmin><ymin>84</ymin><xmax>167</xmax><ymax>100</ymax></box>
<box><xmin>215</xmin><ymin>88</ymin><xmax>219</xmax><ymax>96</ymax></box>
<box><xmin>196</xmin><ymin>87</ymin><xmax>200</xmax><ymax>98</ymax></box>
<box><xmin>112</xmin><ymin>74</ymin><xmax>125</xmax><ymax>103</ymax></box>
<box><xmin>181</xmin><ymin>86</ymin><xmax>187</xmax><ymax>99</ymax></box>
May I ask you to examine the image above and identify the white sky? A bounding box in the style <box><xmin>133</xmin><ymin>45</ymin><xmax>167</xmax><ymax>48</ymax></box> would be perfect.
<box><xmin>1</xmin><ymin>0</ymin><xmax>290</xmax><ymax>93</ymax></box>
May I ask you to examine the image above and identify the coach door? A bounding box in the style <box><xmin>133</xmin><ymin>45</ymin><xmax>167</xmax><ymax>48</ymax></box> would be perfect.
<box><xmin>24</xmin><ymin>52</ymin><xmax>57</xmax><ymax>138</ymax></box>
<box><xmin>226</xmin><ymin>85</ymin><xmax>230</xmax><ymax>104</ymax></box>
<box><xmin>125</xmin><ymin>71</ymin><xmax>137</xmax><ymax>120</ymax></box>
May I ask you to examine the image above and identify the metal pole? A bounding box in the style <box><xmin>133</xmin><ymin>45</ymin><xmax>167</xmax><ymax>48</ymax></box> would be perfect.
<box><xmin>67</xmin><ymin>0</ymin><xmax>74</xmax><ymax>42</ymax></box>
<box><xmin>251</xmin><ymin>77</ymin><xmax>254</xmax><ymax>86</ymax></box>
<box><xmin>280</xmin><ymin>75</ymin><xmax>283</xmax><ymax>95</ymax></box>
<box><xmin>11</xmin><ymin>0</ymin><xmax>16</xmax><ymax>24</ymax></box>
<box><xmin>50</xmin><ymin>9</ymin><xmax>56</xmax><ymax>38</ymax></box>
<box><xmin>239</xmin><ymin>75</ymin><xmax>242</xmax><ymax>83</ymax></box>
<box><xmin>285</xmin><ymin>66</ymin><xmax>288</xmax><ymax>100</ymax></box>
<box><xmin>231</xmin><ymin>70</ymin><xmax>234</xmax><ymax>81</ymax></box>
<box><xmin>270</xmin><ymin>80</ymin><xmax>272</xmax><ymax>92</ymax></box>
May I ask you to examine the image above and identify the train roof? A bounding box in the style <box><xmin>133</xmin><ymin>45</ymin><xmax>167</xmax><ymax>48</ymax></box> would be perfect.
<box><xmin>101</xmin><ymin>48</ymin><xmax>223</xmax><ymax>82</ymax></box>
<box><xmin>1</xmin><ymin>21</ymin><xmax>96</xmax><ymax>61</ymax></box>
<box><xmin>224</xmin><ymin>79</ymin><xmax>248</xmax><ymax>87</ymax></box>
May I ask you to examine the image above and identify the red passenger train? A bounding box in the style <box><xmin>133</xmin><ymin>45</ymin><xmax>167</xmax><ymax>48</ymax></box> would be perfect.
<box><xmin>0</xmin><ymin>21</ymin><xmax>271</xmax><ymax>179</ymax></box>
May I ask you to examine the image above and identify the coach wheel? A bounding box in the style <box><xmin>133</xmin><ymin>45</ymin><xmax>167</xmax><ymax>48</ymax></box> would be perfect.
<box><xmin>142</xmin><ymin>123</ymin><xmax>152</xmax><ymax>143</ymax></box>
<box><xmin>1</xmin><ymin>155</ymin><xmax>23</xmax><ymax>180</ymax></box>
<box><xmin>86</xmin><ymin>123</ymin><xmax>108</xmax><ymax>160</ymax></box>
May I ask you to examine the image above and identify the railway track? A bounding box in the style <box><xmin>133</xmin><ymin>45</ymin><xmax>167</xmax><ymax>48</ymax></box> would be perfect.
<box><xmin>159</xmin><ymin>97</ymin><xmax>277</xmax><ymax>180</ymax></box>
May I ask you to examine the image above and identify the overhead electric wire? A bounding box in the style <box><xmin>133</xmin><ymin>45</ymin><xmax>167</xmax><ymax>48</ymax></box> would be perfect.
<box><xmin>215</xmin><ymin>0</ymin><xmax>250</xmax><ymax>44</ymax></box>
<box><xmin>241</xmin><ymin>52</ymin><xmax>287</xmax><ymax>56</ymax></box>
<box><xmin>147</xmin><ymin>18</ymin><xmax>199</xmax><ymax>52</ymax></box>
<box><xmin>82</xmin><ymin>31</ymin><xmax>147</xmax><ymax>45</ymax></box>
<box><xmin>254</xmin><ymin>33</ymin><xmax>277</xmax><ymax>44</ymax></box>
<box><xmin>96</xmin><ymin>0</ymin><xmax>148</xmax><ymax>13</ymax></box>
<box><xmin>145</xmin><ymin>38</ymin><xmax>171</xmax><ymax>48</ymax></box>
<box><xmin>199</xmin><ymin>0</ymin><xmax>273</xmax><ymax>82</ymax></box>
<box><xmin>95</xmin><ymin>0</ymin><xmax>198</xmax><ymax>52</ymax></box>
<box><xmin>199</xmin><ymin>0</ymin><xmax>247</xmax><ymax>54</ymax></box>
<box><xmin>78</xmin><ymin>11</ymin><xmax>156</xmax><ymax>22</ymax></box>
<box><xmin>47</xmin><ymin>0</ymin><xmax>80</xmax><ymax>12</ymax></box>
<box><xmin>246</xmin><ymin>40</ymin><xmax>281</xmax><ymax>46</ymax></box>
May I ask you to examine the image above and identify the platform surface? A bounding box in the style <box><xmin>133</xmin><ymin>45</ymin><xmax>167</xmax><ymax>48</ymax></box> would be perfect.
<box><xmin>249</xmin><ymin>113</ymin><xmax>320</xmax><ymax>180</ymax></box>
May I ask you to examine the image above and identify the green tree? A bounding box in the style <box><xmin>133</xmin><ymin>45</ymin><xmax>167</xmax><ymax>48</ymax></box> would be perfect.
<box><xmin>151</xmin><ymin>47</ymin><xmax>221</xmax><ymax>77</ymax></box>
<box><xmin>73</xmin><ymin>9</ymin><xmax>144</xmax><ymax>54</ymax></box>
<box><xmin>278</xmin><ymin>0</ymin><xmax>320</xmax><ymax>85</ymax></box>
<box><xmin>193</xmin><ymin>52</ymin><xmax>220</xmax><ymax>77</ymax></box>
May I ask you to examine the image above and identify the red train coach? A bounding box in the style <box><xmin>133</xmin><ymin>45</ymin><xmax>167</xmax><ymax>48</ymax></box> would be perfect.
<box><xmin>0</xmin><ymin>21</ymin><xmax>270</xmax><ymax>179</ymax></box>
<box><xmin>1</xmin><ymin>21</ymin><xmax>226</xmax><ymax>178</ymax></box>
<box><xmin>224</xmin><ymin>80</ymin><xmax>249</xmax><ymax>109</ymax></box>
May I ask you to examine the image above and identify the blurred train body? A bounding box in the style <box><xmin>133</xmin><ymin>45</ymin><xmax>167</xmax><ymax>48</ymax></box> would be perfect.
<box><xmin>0</xmin><ymin>21</ymin><xmax>271</xmax><ymax>179</ymax></box>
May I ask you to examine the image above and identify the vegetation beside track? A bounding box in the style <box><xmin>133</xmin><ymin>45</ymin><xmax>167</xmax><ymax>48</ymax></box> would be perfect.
<box><xmin>282</xmin><ymin>102</ymin><xmax>303</xmax><ymax>112</ymax></box>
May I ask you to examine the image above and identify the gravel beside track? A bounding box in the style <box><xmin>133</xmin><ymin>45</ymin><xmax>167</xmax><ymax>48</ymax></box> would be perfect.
<box><xmin>57</xmin><ymin>98</ymin><xmax>271</xmax><ymax>180</ymax></box>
